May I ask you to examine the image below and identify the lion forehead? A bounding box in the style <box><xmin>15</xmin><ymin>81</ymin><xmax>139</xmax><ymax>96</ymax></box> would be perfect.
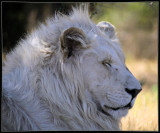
<box><xmin>86</xmin><ymin>35</ymin><xmax>125</xmax><ymax>65</ymax></box>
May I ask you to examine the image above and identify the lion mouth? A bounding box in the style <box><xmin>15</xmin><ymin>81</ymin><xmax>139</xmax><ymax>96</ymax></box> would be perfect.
<box><xmin>103</xmin><ymin>102</ymin><xmax>132</xmax><ymax>111</ymax></box>
<box><xmin>100</xmin><ymin>102</ymin><xmax>132</xmax><ymax>116</ymax></box>
<box><xmin>95</xmin><ymin>98</ymin><xmax>132</xmax><ymax>116</ymax></box>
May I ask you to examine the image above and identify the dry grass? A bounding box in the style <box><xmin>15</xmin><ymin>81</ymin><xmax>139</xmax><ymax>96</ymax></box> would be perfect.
<box><xmin>121</xmin><ymin>58</ymin><xmax>158</xmax><ymax>131</ymax></box>
<box><xmin>125</xmin><ymin>58</ymin><xmax>157</xmax><ymax>86</ymax></box>
<box><xmin>121</xmin><ymin>89</ymin><xmax>158</xmax><ymax>131</ymax></box>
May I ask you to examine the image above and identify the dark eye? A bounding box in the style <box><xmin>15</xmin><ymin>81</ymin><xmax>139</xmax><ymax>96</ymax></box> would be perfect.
<box><xmin>102</xmin><ymin>61</ymin><xmax>112</xmax><ymax>67</ymax></box>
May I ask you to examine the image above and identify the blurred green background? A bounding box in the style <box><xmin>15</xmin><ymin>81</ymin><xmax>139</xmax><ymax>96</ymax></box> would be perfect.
<box><xmin>2</xmin><ymin>2</ymin><xmax>159</xmax><ymax>131</ymax></box>
<box><xmin>2</xmin><ymin>2</ymin><xmax>158</xmax><ymax>60</ymax></box>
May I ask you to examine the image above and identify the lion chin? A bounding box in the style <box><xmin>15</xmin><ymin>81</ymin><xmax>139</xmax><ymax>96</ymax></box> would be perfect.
<box><xmin>2</xmin><ymin>4</ymin><xmax>142</xmax><ymax>131</ymax></box>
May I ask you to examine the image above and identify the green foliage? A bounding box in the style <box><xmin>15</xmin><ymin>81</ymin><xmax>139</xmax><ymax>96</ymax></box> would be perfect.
<box><xmin>91</xmin><ymin>2</ymin><xmax>158</xmax><ymax>60</ymax></box>
<box><xmin>92</xmin><ymin>2</ymin><xmax>159</xmax><ymax>30</ymax></box>
<box><xmin>126</xmin><ymin>2</ymin><xmax>159</xmax><ymax>30</ymax></box>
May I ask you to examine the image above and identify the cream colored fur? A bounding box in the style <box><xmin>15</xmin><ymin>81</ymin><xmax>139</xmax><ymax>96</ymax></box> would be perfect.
<box><xmin>2</xmin><ymin>5</ymin><xmax>141</xmax><ymax>131</ymax></box>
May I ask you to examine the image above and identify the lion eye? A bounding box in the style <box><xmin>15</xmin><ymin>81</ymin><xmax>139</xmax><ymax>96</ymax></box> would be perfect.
<box><xmin>102</xmin><ymin>61</ymin><xmax>111</xmax><ymax>67</ymax></box>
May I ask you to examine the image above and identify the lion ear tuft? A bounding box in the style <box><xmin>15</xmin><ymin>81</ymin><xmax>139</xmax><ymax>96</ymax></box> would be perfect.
<box><xmin>60</xmin><ymin>27</ymin><xmax>86</xmax><ymax>59</ymax></box>
<box><xmin>97</xmin><ymin>21</ymin><xmax>116</xmax><ymax>39</ymax></box>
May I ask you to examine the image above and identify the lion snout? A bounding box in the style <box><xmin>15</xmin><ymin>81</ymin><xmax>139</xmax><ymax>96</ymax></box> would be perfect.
<box><xmin>125</xmin><ymin>88</ymin><xmax>142</xmax><ymax>99</ymax></box>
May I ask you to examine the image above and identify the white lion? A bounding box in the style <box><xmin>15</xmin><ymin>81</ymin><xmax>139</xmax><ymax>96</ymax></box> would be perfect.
<box><xmin>2</xmin><ymin>5</ymin><xmax>142</xmax><ymax>131</ymax></box>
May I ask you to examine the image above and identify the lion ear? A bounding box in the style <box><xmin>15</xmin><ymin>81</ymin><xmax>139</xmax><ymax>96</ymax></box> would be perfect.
<box><xmin>60</xmin><ymin>27</ymin><xmax>86</xmax><ymax>59</ymax></box>
<box><xmin>97</xmin><ymin>21</ymin><xmax>116</xmax><ymax>39</ymax></box>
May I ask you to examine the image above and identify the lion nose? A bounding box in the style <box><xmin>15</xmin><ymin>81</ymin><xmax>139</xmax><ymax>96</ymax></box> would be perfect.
<box><xmin>125</xmin><ymin>88</ymin><xmax>142</xmax><ymax>98</ymax></box>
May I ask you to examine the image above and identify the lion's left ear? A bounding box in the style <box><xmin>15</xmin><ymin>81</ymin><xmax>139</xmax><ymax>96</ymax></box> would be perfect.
<box><xmin>97</xmin><ymin>21</ymin><xmax>116</xmax><ymax>39</ymax></box>
<box><xmin>60</xmin><ymin>27</ymin><xmax>86</xmax><ymax>59</ymax></box>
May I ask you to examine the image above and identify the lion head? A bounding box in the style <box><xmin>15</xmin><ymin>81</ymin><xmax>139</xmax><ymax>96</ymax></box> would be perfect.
<box><xmin>81</xmin><ymin>21</ymin><xmax>142</xmax><ymax>119</ymax></box>
<box><xmin>57</xmin><ymin>6</ymin><xmax>142</xmax><ymax>129</ymax></box>
<box><xmin>59</xmin><ymin>13</ymin><xmax>142</xmax><ymax>119</ymax></box>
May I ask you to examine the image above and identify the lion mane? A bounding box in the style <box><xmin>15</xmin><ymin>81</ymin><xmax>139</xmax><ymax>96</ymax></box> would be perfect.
<box><xmin>2</xmin><ymin>5</ymin><xmax>130</xmax><ymax>131</ymax></box>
